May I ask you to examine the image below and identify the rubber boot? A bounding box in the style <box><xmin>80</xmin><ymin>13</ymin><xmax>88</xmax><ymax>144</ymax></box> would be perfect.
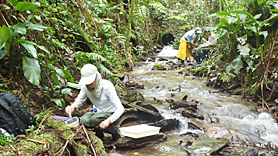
<box><xmin>95</xmin><ymin>128</ymin><xmax>104</xmax><ymax>140</ymax></box>
<box><xmin>104</xmin><ymin>125</ymin><xmax>121</xmax><ymax>141</ymax></box>
<box><xmin>200</xmin><ymin>53</ymin><xmax>205</xmax><ymax>62</ymax></box>
<box><xmin>111</xmin><ymin>131</ymin><xmax>121</xmax><ymax>141</ymax></box>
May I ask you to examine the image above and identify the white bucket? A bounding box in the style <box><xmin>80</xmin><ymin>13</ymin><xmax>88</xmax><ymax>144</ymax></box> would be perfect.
<box><xmin>65</xmin><ymin>117</ymin><xmax>79</xmax><ymax>127</ymax></box>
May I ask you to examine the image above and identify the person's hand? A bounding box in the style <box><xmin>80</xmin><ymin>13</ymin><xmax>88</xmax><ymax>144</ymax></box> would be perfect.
<box><xmin>99</xmin><ymin>118</ymin><xmax>111</xmax><ymax>129</ymax></box>
<box><xmin>194</xmin><ymin>48</ymin><xmax>198</xmax><ymax>51</ymax></box>
<box><xmin>65</xmin><ymin>104</ymin><xmax>76</xmax><ymax>116</ymax></box>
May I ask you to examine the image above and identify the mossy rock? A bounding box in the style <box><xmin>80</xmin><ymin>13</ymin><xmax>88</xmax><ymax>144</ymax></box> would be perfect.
<box><xmin>0</xmin><ymin>115</ymin><xmax>107</xmax><ymax>156</ymax></box>
<box><xmin>154</xmin><ymin>63</ymin><xmax>165</xmax><ymax>70</ymax></box>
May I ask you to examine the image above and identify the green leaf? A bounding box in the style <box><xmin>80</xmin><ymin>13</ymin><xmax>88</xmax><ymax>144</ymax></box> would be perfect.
<box><xmin>8</xmin><ymin>0</ymin><xmax>18</xmax><ymax>5</ymax></box>
<box><xmin>237</xmin><ymin>44</ymin><xmax>250</xmax><ymax>56</ymax></box>
<box><xmin>61</xmin><ymin>69</ymin><xmax>74</xmax><ymax>82</ymax></box>
<box><xmin>13</xmin><ymin>23</ymin><xmax>27</xmax><ymax>34</ymax></box>
<box><xmin>0</xmin><ymin>49</ymin><xmax>7</xmax><ymax>60</ymax></box>
<box><xmin>37</xmin><ymin>45</ymin><xmax>50</xmax><ymax>54</ymax></box>
<box><xmin>231</xmin><ymin>11</ymin><xmax>255</xmax><ymax>22</ymax></box>
<box><xmin>227</xmin><ymin>16</ymin><xmax>238</xmax><ymax>24</ymax></box>
<box><xmin>55</xmin><ymin>68</ymin><xmax>66</xmax><ymax>79</ymax></box>
<box><xmin>232</xmin><ymin>55</ymin><xmax>243</xmax><ymax>75</ymax></box>
<box><xmin>259</xmin><ymin>31</ymin><xmax>268</xmax><ymax>38</ymax></box>
<box><xmin>257</xmin><ymin>0</ymin><xmax>264</xmax><ymax>6</ymax></box>
<box><xmin>15</xmin><ymin>2</ymin><xmax>40</xmax><ymax>11</ymax></box>
<box><xmin>21</xmin><ymin>42</ymin><xmax>37</xmax><ymax>58</ymax></box>
<box><xmin>254</xmin><ymin>14</ymin><xmax>262</xmax><ymax>19</ymax></box>
<box><xmin>0</xmin><ymin>39</ymin><xmax>6</xmax><ymax>49</ymax></box>
<box><xmin>53</xmin><ymin>99</ymin><xmax>63</xmax><ymax>107</ymax></box>
<box><xmin>246</xmin><ymin>26</ymin><xmax>257</xmax><ymax>33</ymax></box>
<box><xmin>238</xmin><ymin>14</ymin><xmax>247</xmax><ymax>21</ymax></box>
<box><xmin>216</xmin><ymin>12</ymin><xmax>231</xmax><ymax>16</ymax></box>
<box><xmin>52</xmin><ymin>72</ymin><xmax>60</xmax><ymax>85</ymax></box>
<box><xmin>26</xmin><ymin>23</ymin><xmax>48</xmax><ymax>31</ymax></box>
<box><xmin>23</xmin><ymin>56</ymin><xmax>40</xmax><ymax>85</ymax></box>
<box><xmin>0</xmin><ymin>25</ymin><xmax>11</xmax><ymax>54</ymax></box>
<box><xmin>62</xmin><ymin>88</ymin><xmax>72</xmax><ymax>96</ymax></box>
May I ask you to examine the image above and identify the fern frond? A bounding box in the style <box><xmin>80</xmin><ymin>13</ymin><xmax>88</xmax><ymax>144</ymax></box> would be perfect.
<box><xmin>95</xmin><ymin>62</ymin><xmax>114</xmax><ymax>78</ymax></box>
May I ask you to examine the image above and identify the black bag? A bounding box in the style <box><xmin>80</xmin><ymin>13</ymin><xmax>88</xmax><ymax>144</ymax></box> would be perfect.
<box><xmin>0</xmin><ymin>93</ymin><xmax>36</xmax><ymax>136</ymax></box>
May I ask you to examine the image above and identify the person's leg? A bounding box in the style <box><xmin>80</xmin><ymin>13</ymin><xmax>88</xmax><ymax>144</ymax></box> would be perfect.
<box><xmin>80</xmin><ymin>112</ymin><xmax>121</xmax><ymax>141</ymax></box>
<box><xmin>194</xmin><ymin>48</ymin><xmax>202</xmax><ymax>64</ymax></box>
<box><xmin>200</xmin><ymin>53</ymin><xmax>205</xmax><ymax>62</ymax></box>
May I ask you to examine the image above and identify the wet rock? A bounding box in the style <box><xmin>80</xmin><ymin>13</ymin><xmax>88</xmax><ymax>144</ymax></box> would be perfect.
<box><xmin>242</xmin><ymin>148</ymin><xmax>258</xmax><ymax>156</ymax></box>
<box><xmin>149</xmin><ymin>119</ymin><xmax>180</xmax><ymax>132</ymax></box>
<box><xmin>168</xmin><ymin>86</ymin><xmax>181</xmax><ymax>92</ymax></box>
<box><xmin>167</xmin><ymin>98</ymin><xmax>198</xmax><ymax>111</ymax></box>
<box><xmin>114</xmin><ymin>133</ymin><xmax>167</xmax><ymax>149</ymax></box>
<box><xmin>205</xmin><ymin>127</ymin><xmax>231</xmax><ymax>139</ymax></box>
<box><xmin>158</xmin><ymin>58</ymin><xmax>168</xmax><ymax>61</ymax></box>
<box><xmin>182</xmin><ymin>110</ymin><xmax>204</xmax><ymax>120</ymax></box>
<box><xmin>180</xmin><ymin>132</ymin><xmax>199</xmax><ymax>139</ymax></box>
<box><xmin>125</xmin><ymin>81</ymin><xmax>144</xmax><ymax>89</ymax></box>
<box><xmin>123</xmin><ymin>92</ymin><xmax>145</xmax><ymax>102</ymax></box>
<box><xmin>188</xmin><ymin>122</ymin><xmax>202</xmax><ymax>131</ymax></box>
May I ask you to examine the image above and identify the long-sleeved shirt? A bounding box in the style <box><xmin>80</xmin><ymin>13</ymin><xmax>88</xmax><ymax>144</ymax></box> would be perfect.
<box><xmin>206</xmin><ymin>32</ymin><xmax>217</xmax><ymax>46</ymax></box>
<box><xmin>72</xmin><ymin>79</ymin><xmax>124</xmax><ymax>123</ymax></box>
<box><xmin>180</xmin><ymin>30</ymin><xmax>200</xmax><ymax>42</ymax></box>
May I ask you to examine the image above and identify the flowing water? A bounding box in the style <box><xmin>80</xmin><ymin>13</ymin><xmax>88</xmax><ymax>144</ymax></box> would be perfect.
<box><xmin>112</xmin><ymin>46</ymin><xmax>278</xmax><ymax>156</ymax></box>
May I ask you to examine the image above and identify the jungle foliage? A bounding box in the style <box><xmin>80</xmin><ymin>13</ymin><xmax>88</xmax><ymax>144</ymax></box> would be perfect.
<box><xmin>0</xmin><ymin>0</ymin><xmax>278</xmax><ymax>126</ymax></box>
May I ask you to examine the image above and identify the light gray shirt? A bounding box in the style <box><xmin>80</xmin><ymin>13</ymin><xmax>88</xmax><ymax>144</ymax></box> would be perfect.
<box><xmin>73</xmin><ymin>79</ymin><xmax>124</xmax><ymax>123</ymax></box>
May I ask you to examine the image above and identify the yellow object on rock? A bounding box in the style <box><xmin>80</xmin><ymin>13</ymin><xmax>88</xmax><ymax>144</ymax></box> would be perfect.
<box><xmin>177</xmin><ymin>40</ymin><xmax>191</xmax><ymax>61</ymax></box>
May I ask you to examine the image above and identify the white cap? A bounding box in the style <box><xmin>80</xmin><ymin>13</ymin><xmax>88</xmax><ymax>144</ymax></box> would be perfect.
<box><xmin>195</xmin><ymin>27</ymin><xmax>202</xmax><ymax>34</ymax></box>
<box><xmin>79</xmin><ymin>64</ymin><xmax>98</xmax><ymax>85</ymax></box>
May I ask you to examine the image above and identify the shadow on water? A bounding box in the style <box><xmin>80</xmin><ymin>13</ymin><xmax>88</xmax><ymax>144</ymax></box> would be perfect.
<box><xmin>111</xmin><ymin>46</ymin><xmax>278</xmax><ymax>156</ymax></box>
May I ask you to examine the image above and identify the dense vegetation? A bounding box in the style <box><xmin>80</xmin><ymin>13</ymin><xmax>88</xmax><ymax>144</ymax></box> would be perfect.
<box><xmin>0</xmin><ymin>0</ymin><xmax>278</xmax><ymax>150</ymax></box>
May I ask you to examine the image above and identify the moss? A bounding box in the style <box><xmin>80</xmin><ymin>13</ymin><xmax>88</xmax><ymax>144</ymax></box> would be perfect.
<box><xmin>178</xmin><ymin>68</ymin><xmax>187</xmax><ymax>73</ymax></box>
<box><xmin>154</xmin><ymin>63</ymin><xmax>164</xmax><ymax>70</ymax></box>
<box><xmin>115</xmin><ymin>85</ymin><xmax>127</xmax><ymax>94</ymax></box>
<box><xmin>251</xmin><ymin>83</ymin><xmax>260</xmax><ymax>94</ymax></box>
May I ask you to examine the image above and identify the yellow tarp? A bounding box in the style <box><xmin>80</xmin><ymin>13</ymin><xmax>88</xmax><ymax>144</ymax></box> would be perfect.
<box><xmin>177</xmin><ymin>40</ymin><xmax>191</xmax><ymax>61</ymax></box>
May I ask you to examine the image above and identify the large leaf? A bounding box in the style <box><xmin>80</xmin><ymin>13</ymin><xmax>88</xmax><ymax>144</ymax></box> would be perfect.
<box><xmin>62</xmin><ymin>88</ymin><xmax>72</xmax><ymax>96</ymax></box>
<box><xmin>0</xmin><ymin>49</ymin><xmax>7</xmax><ymax>60</ymax></box>
<box><xmin>231</xmin><ymin>11</ymin><xmax>255</xmax><ymax>22</ymax></box>
<box><xmin>0</xmin><ymin>25</ymin><xmax>11</xmax><ymax>54</ymax></box>
<box><xmin>26</xmin><ymin>23</ymin><xmax>48</xmax><ymax>31</ymax></box>
<box><xmin>232</xmin><ymin>55</ymin><xmax>243</xmax><ymax>75</ymax></box>
<box><xmin>37</xmin><ymin>45</ymin><xmax>50</xmax><ymax>54</ymax></box>
<box><xmin>52</xmin><ymin>72</ymin><xmax>60</xmax><ymax>85</ymax></box>
<box><xmin>8</xmin><ymin>0</ymin><xmax>18</xmax><ymax>5</ymax></box>
<box><xmin>21</xmin><ymin>42</ymin><xmax>37</xmax><ymax>58</ymax></box>
<box><xmin>257</xmin><ymin>0</ymin><xmax>264</xmax><ymax>6</ymax></box>
<box><xmin>237</xmin><ymin>44</ymin><xmax>250</xmax><ymax>56</ymax></box>
<box><xmin>216</xmin><ymin>12</ymin><xmax>232</xmax><ymax>16</ymax></box>
<box><xmin>227</xmin><ymin>16</ymin><xmax>238</xmax><ymax>24</ymax></box>
<box><xmin>61</xmin><ymin>69</ymin><xmax>74</xmax><ymax>82</ymax></box>
<box><xmin>14</xmin><ymin>22</ymin><xmax>28</xmax><ymax>34</ymax></box>
<box><xmin>259</xmin><ymin>31</ymin><xmax>268</xmax><ymax>38</ymax></box>
<box><xmin>23</xmin><ymin>56</ymin><xmax>40</xmax><ymax>85</ymax></box>
<box><xmin>15</xmin><ymin>2</ymin><xmax>40</xmax><ymax>11</ymax></box>
<box><xmin>55</xmin><ymin>68</ymin><xmax>66</xmax><ymax>79</ymax></box>
<box><xmin>53</xmin><ymin>99</ymin><xmax>64</xmax><ymax>107</ymax></box>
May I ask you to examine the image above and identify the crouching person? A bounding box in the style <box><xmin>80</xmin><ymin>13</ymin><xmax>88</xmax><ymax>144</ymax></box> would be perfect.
<box><xmin>194</xmin><ymin>30</ymin><xmax>217</xmax><ymax>64</ymax></box>
<box><xmin>65</xmin><ymin>64</ymin><xmax>124</xmax><ymax>141</ymax></box>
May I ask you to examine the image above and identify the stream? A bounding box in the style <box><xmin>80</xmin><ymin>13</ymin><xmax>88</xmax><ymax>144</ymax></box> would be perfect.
<box><xmin>112</xmin><ymin>46</ymin><xmax>278</xmax><ymax>155</ymax></box>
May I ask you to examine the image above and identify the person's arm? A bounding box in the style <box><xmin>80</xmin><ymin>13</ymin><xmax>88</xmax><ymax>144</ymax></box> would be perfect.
<box><xmin>99</xmin><ymin>83</ymin><xmax>124</xmax><ymax>129</ymax></box>
<box><xmin>65</xmin><ymin>86</ymin><xmax>87</xmax><ymax>115</ymax></box>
